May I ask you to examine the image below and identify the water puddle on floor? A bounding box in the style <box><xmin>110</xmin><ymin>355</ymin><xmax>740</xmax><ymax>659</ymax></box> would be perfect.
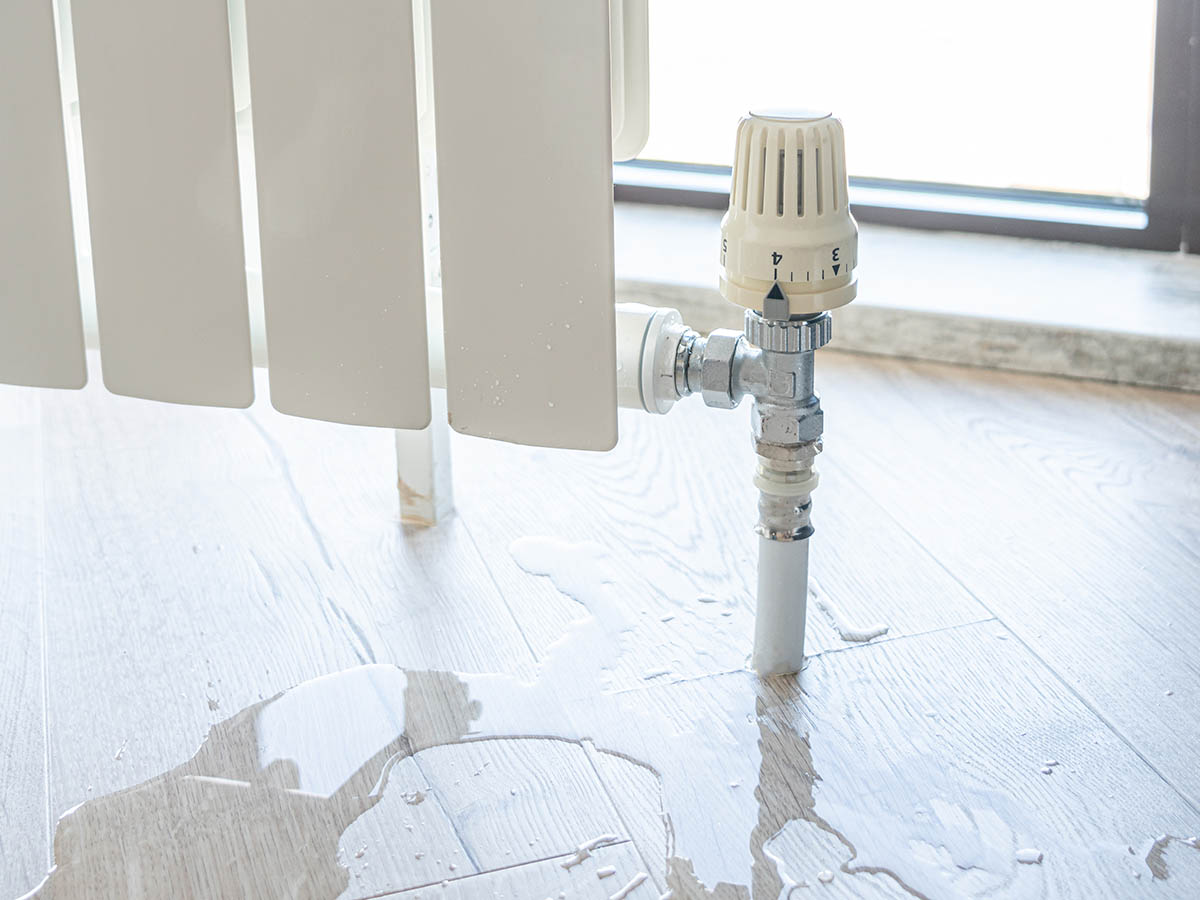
<box><xmin>19</xmin><ymin>538</ymin><xmax>1200</xmax><ymax>899</ymax></box>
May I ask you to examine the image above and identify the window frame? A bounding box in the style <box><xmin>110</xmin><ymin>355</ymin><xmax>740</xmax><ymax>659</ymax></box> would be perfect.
<box><xmin>614</xmin><ymin>0</ymin><xmax>1200</xmax><ymax>253</ymax></box>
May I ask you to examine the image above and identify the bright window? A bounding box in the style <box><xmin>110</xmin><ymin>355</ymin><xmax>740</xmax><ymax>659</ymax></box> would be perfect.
<box><xmin>639</xmin><ymin>0</ymin><xmax>1157</xmax><ymax>199</ymax></box>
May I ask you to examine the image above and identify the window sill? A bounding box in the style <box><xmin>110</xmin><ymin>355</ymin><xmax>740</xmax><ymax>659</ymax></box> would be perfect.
<box><xmin>613</xmin><ymin>203</ymin><xmax>1200</xmax><ymax>393</ymax></box>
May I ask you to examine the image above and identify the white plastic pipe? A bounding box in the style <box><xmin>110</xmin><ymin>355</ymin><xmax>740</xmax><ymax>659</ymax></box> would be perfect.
<box><xmin>752</xmin><ymin>536</ymin><xmax>809</xmax><ymax>675</ymax></box>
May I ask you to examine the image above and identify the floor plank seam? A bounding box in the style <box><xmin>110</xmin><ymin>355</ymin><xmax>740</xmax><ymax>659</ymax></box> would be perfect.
<box><xmin>610</xmin><ymin>666</ymin><xmax>750</xmax><ymax>698</ymax></box>
<box><xmin>828</xmin><ymin>432</ymin><xmax>1200</xmax><ymax>816</ymax></box>
<box><xmin>35</xmin><ymin>394</ymin><xmax>52</xmax><ymax>870</ymax></box>
<box><xmin>1113</xmin><ymin>404</ymin><xmax>1200</xmax><ymax>451</ymax></box>
<box><xmin>898</xmin><ymin>524</ymin><xmax>1200</xmax><ymax>818</ymax></box>
<box><xmin>407</xmin><ymin>753</ymin><xmax>482</xmax><ymax>873</ymax></box>
<box><xmin>1155</xmin><ymin>404</ymin><xmax>1200</xmax><ymax>441</ymax></box>
<box><xmin>242</xmin><ymin>410</ymin><xmax>335</xmax><ymax>571</ymax></box>
<box><xmin>606</xmin><ymin>618</ymin><xmax>999</xmax><ymax>701</ymax></box>
<box><xmin>580</xmin><ymin>739</ymin><xmax>665</xmax><ymax>891</ymax></box>
<box><xmin>457</xmin><ymin>515</ymin><xmax>542</xmax><ymax>667</ymax></box>
<box><xmin>808</xmin><ymin>616</ymin><xmax>1000</xmax><ymax>661</ymax></box>
<box><xmin>353</xmin><ymin>839</ymin><xmax>634</xmax><ymax>900</ymax></box>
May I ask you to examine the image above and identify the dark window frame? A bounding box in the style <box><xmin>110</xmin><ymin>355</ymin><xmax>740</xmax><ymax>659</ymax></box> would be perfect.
<box><xmin>615</xmin><ymin>0</ymin><xmax>1200</xmax><ymax>253</ymax></box>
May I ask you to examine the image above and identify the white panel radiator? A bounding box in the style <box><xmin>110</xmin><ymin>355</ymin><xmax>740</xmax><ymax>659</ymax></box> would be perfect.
<box><xmin>2</xmin><ymin>0</ymin><xmax>649</xmax><ymax>443</ymax></box>
<box><xmin>1</xmin><ymin>0</ymin><xmax>854</xmax><ymax>675</ymax></box>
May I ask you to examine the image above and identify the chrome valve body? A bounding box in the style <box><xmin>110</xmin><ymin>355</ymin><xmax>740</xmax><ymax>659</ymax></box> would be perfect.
<box><xmin>672</xmin><ymin>310</ymin><xmax>828</xmax><ymax>546</ymax></box>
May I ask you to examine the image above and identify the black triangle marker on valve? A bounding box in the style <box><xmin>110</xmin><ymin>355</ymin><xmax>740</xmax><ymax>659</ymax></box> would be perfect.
<box><xmin>763</xmin><ymin>281</ymin><xmax>789</xmax><ymax>319</ymax></box>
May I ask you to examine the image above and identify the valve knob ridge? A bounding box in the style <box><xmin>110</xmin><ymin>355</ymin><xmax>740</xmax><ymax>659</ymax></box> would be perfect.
<box><xmin>719</xmin><ymin>109</ymin><xmax>859</xmax><ymax>318</ymax></box>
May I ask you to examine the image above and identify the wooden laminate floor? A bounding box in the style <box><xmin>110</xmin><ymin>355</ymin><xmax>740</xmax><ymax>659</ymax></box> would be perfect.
<box><xmin>1</xmin><ymin>351</ymin><xmax>1198</xmax><ymax>899</ymax></box>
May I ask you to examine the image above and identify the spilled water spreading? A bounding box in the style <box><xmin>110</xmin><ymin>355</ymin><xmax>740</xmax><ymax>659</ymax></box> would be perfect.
<box><xmin>812</xmin><ymin>588</ymin><xmax>889</xmax><ymax>644</ymax></box>
<box><xmin>19</xmin><ymin>538</ymin><xmax>1200</xmax><ymax>899</ymax></box>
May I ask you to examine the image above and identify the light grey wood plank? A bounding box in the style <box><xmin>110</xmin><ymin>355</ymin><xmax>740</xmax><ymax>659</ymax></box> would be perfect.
<box><xmin>451</xmin><ymin>401</ymin><xmax>992</xmax><ymax>690</ymax></box>
<box><xmin>590</xmin><ymin>624</ymin><xmax>1200</xmax><ymax>899</ymax></box>
<box><xmin>414</xmin><ymin>738</ymin><xmax>629</xmax><ymax>870</ymax></box>
<box><xmin>791</xmin><ymin>622</ymin><xmax>1200</xmax><ymax>899</ymax></box>
<box><xmin>337</xmin><ymin>755</ymin><xmax>478</xmax><ymax>897</ymax></box>
<box><xmin>1057</xmin><ymin>377</ymin><xmax>1200</xmax><ymax>557</ymax></box>
<box><xmin>238</xmin><ymin>397</ymin><xmax>539</xmax><ymax>678</ymax></box>
<box><xmin>71</xmin><ymin>0</ymin><xmax>252</xmax><ymax>406</ymax></box>
<box><xmin>25</xmin><ymin>658</ymin><xmax>659</xmax><ymax>899</ymax></box>
<box><xmin>815</xmin><ymin>352</ymin><xmax>1200</xmax><ymax>808</ymax></box>
<box><xmin>378</xmin><ymin>841</ymin><xmax>647</xmax><ymax>899</ymax></box>
<box><xmin>31</xmin><ymin>364</ymin><xmax>536</xmax><ymax>847</ymax></box>
<box><xmin>431</xmin><ymin>0</ymin><xmax>618</xmax><ymax>449</ymax></box>
<box><xmin>23</xmin><ymin>622</ymin><xmax>1200</xmax><ymax>898</ymax></box>
<box><xmin>9</xmin><ymin>349</ymin><xmax>1200</xmax><ymax>899</ymax></box>
<box><xmin>0</xmin><ymin>0</ymin><xmax>86</xmax><ymax>390</ymax></box>
<box><xmin>0</xmin><ymin>389</ymin><xmax>48</xmax><ymax>898</ymax></box>
<box><xmin>243</xmin><ymin>0</ymin><xmax>430</xmax><ymax>428</ymax></box>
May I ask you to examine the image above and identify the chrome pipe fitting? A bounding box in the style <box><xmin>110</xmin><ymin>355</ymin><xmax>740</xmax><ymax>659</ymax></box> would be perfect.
<box><xmin>615</xmin><ymin>302</ymin><xmax>836</xmax><ymax>675</ymax></box>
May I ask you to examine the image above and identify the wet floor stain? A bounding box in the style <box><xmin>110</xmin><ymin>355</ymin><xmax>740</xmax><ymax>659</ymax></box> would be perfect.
<box><xmin>1145</xmin><ymin>835</ymin><xmax>1200</xmax><ymax>881</ymax></box>
<box><xmin>19</xmin><ymin>537</ymin><xmax>1200</xmax><ymax>899</ymax></box>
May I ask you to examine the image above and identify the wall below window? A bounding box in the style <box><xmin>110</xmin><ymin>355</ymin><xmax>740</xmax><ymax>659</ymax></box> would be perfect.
<box><xmin>614</xmin><ymin>203</ymin><xmax>1200</xmax><ymax>392</ymax></box>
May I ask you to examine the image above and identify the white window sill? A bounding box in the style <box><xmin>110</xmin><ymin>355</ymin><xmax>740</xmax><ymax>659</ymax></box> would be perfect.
<box><xmin>613</xmin><ymin>203</ymin><xmax>1200</xmax><ymax>392</ymax></box>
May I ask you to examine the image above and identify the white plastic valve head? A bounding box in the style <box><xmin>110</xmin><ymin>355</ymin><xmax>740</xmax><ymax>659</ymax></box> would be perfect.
<box><xmin>720</xmin><ymin>109</ymin><xmax>858</xmax><ymax>317</ymax></box>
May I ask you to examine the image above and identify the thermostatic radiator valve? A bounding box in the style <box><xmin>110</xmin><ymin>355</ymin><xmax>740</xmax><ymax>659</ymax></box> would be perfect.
<box><xmin>616</xmin><ymin>109</ymin><xmax>857</xmax><ymax>675</ymax></box>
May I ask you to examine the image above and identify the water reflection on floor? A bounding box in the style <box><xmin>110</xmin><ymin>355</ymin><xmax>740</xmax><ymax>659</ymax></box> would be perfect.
<box><xmin>20</xmin><ymin>538</ymin><xmax>1200</xmax><ymax>899</ymax></box>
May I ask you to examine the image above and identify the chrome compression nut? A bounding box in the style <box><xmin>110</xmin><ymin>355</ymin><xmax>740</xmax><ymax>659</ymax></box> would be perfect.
<box><xmin>698</xmin><ymin>329</ymin><xmax>743</xmax><ymax>409</ymax></box>
<box><xmin>743</xmin><ymin>311</ymin><xmax>832</xmax><ymax>353</ymax></box>
<box><xmin>753</xmin><ymin>397</ymin><xmax>824</xmax><ymax>445</ymax></box>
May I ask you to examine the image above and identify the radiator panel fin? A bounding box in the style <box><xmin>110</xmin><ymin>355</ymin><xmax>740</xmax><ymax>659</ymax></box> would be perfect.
<box><xmin>243</xmin><ymin>0</ymin><xmax>430</xmax><ymax>428</ymax></box>
<box><xmin>431</xmin><ymin>0</ymin><xmax>618</xmax><ymax>450</ymax></box>
<box><xmin>71</xmin><ymin>0</ymin><xmax>253</xmax><ymax>406</ymax></box>
<box><xmin>0</xmin><ymin>0</ymin><xmax>86</xmax><ymax>390</ymax></box>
